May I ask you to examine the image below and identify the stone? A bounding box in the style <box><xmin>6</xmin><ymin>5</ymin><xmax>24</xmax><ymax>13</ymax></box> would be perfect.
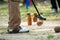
<box><xmin>37</xmin><ymin>18</ymin><xmax>43</xmax><ymax>26</ymax></box>
<box><xmin>54</xmin><ymin>27</ymin><xmax>60</xmax><ymax>33</ymax></box>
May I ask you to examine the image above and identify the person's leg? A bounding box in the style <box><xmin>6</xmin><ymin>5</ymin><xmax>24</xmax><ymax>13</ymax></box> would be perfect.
<box><xmin>51</xmin><ymin>0</ymin><xmax>58</xmax><ymax>12</ymax></box>
<box><xmin>8</xmin><ymin>0</ymin><xmax>21</xmax><ymax>33</ymax></box>
<box><xmin>8</xmin><ymin>0</ymin><xmax>29</xmax><ymax>33</ymax></box>
<box><xmin>23</xmin><ymin>0</ymin><xmax>26</xmax><ymax>5</ymax></box>
<box><xmin>57</xmin><ymin>0</ymin><xmax>60</xmax><ymax>8</ymax></box>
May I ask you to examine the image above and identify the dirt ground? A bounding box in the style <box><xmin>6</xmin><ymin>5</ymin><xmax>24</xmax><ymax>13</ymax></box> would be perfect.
<box><xmin>0</xmin><ymin>21</ymin><xmax>60</xmax><ymax>40</ymax></box>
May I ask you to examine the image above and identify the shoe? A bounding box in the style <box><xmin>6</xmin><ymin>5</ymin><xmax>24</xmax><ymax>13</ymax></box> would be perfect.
<box><xmin>8</xmin><ymin>27</ymin><xmax>29</xmax><ymax>33</ymax></box>
<box><xmin>52</xmin><ymin>9</ymin><xmax>58</xmax><ymax>13</ymax></box>
<box><xmin>44</xmin><ymin>1</ymin><xmax>47</xmax><ymax>4</ymax></box>
<box><xmin>58</xmin><ymin>8</ymin><xmax>60</xmax><ymax>13</ymax></box>
<box><xmin>37</xmin><ymin>14</ymin><xmax>46</xmax><ymax>20</ymax></box>
<box><xmin>8</xmin><ymin>27</ymin><xmax>21</xmax><ymax>33</ymax></box>
<box><xmin>19</xmin><ymin>27</ymin><xmax>29</xmax><ymax>33</ymax></box>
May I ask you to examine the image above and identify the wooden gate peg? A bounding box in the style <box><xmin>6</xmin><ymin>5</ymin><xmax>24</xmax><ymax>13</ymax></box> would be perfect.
<box><xmin>33</xmin><ymin>13</ymin><xmax>37</xmax><ymax>22</ymax></box>
<box><xmin>27</xmin><ymin>13</ymin><xmax>32</xmax><ymax>25</ymax></box>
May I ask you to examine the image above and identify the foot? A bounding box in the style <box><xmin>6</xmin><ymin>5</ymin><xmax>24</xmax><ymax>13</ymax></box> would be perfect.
<box><xmin>19</xmin><ymin>27</ymin><xmax>29</xmax><ymax>33</ymax></box>
<box><xmin>52</xmin><ymin>9</ymin><xmax>58</xmax><ymax>13</ymax></box>
<box><xmin>58</xmin><ymin>8</ymin><xmax>60</xmax><ymax>13</ymax></box>
<box><xmin>37</xmin><ymin>14</ymin><xmax>46</xmax><ymax>20</ymax></box>
<box><xmin>8</xmin><ymin>27</ymin><xmax>29</xmax><ymax>33</ymax></box>
<box><xmin>44</xmin><ymin>1</ymin><xmax>47</xmax><ymax>4</ymax></box>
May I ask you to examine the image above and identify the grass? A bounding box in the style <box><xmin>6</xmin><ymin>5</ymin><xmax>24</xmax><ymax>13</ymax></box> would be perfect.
<box><xmin>0</xmin><ymin>2</ymin><xmax>60</xmax><ymax>40</ymax></box>
<box><xmin>0</xmin><ymin>2</ymin><xmax>60</xmax><ymax>22</ymax></box>
<box><xmin>0</xmin><ymin>27</ymin><xmax>7</xmax><ymax>30</ymax></box>
<box><xmin>47</xmin><ymin>34</ymin><xmax>54</xmax><ymax>40</ymax></box>
<box><xmin>0</xmin><ymin>39</ymin><xmax>6</xmax><ymax>40</ymax></box>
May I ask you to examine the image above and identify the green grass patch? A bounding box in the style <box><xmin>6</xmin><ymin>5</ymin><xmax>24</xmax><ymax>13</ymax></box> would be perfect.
<box><xmin>0</xmin><ymin>38</ymin><xmax>6</xmax><ymax>40</ymax></box>
<box><xmin>47</xmin><ymin>34</ymin><xmax>54</xmax><ymax>40</ymax></box>
<box><xmin>0</xmin><ymin>3</ymin><xmax>60</xmax><ymax>21</ymax></box>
